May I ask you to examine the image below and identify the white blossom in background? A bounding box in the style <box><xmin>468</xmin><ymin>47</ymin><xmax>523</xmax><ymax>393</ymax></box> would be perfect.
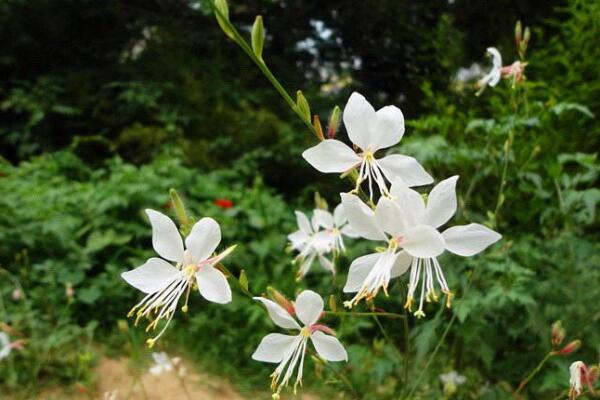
<box><xmin>252</xmin><ymin>290</ymin><xmax>347</xmax><ymax>398</ymax></box>
<box><xmin>302</xmin><ymin>92</ymin><xmax>432</xmax><ymax>200</ymax></box>
<box><xmin>477</xmin><ymin>47</ymin><xmax>502</xmax><ymax>92</ymax></box>
<box><xmin>440</xmin><ymin>370</ymin><xmax>466</xmax><ymax>385</ymax></box>
<box><xmin>149</xmin><ymin>352</ymin><xmax>174</xmax><ymax>375</ymax></box>
<box><xmin>288</xmin><ymin>205</ymin><xmax>357</xmax><ymax>278</ymax></box>
<box><xmin>569</xmin><ymin>361</ymin><xmax>597</xmax><ymax>399</ymax></box>
<box><xmin>0</xmin><ymin>332</ymin><xmax>11</xmax><ymax>360</ymax></box>
<box><xmin>341</xmin><ymin>177</ymin><xmax>501</xmax><ymax>316</ymax></box>
<box><xmin>122</xmin><ymin>209</ymin><xmax>236</xmax><ymax>346</ymax></box>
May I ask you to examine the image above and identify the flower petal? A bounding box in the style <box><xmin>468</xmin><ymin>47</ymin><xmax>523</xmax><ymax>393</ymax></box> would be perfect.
<box><xmin>145</xmin><ymin>209</ymin><xmax>184</xmax><ymax>263</ymax></box>
<box><xmin>402</xmin><ymin>224</ymin><xmax>445</xmax><ymax>258</ymax></box>
<box><xmin>252</xmin><ymin>333</ymin><xmax>298</xmax><ymax>363</ymax></box>
<box><xmin>487</xmin><ymin>47</ymin><xmax>502</xmax><ymax>69</ymax></box>
<box><xmin>425</xmin><ymin>176</ymin><xmax>459</xmax><ymax>228</ymax></box>
<box><xmin>195</xmin><ymin>265</ymin><xmax>231</xmax><ymax>304</ymax></box>
<box><xmin>288</xmin><ymin>230</ymin><xmax>310</xmax><ymax>250</ymax></box>
<box><xmin>253</xmin><ymin>297</ymin><xmax>300</xmax><ymax>330</ymax></box>
<box><xmin>318</xmin><ymin>254</ymin><xmax>335</xmax><ymax>274</ymax></box>
<box><xmin>343</xmin><ymin>252</ymin><xmax>381</xmax><ymax>293</ymax></box>
<box><xmin>389</xmin><ymin>182</ymin><xmax>426</xmax><ymax>226</ymax></box>
<box><xmin>375</xmin><ymin>197</ymin><xmax>408</xmax><ymax>237</ymax></box>
<box><xmin>185</xmin><ymin>217</ymin><xmax>221</xmax><ymax>263</ymax></box>
<box><xmin>343</xmin><ymin>92</ymin><xmax>376</xmax><ymax>150</ymax></box>
<box><xmin>312</xmin><ymin>209</ymin><xmax>334</xmax><ymax>230</ymax></box>
<box><xmin>121</xmin><ymin>257</ymin><xmax>180</xmax><ymax>294</ymax></box>
<box><xmin>442</xmin><ymin>223</ymin><xmax>502</xmax><ymax>256</ymax></box>
<box><xmin>340</xmin><ymin>193</ymin><xmax>386</xmax><ymax>241</ymax></box>
<box><xmin>333</xmin><ymin>204</ymin><xmax>347</xmax><ymax>226</ymax></box>
<box><xmin>378</xmin><ymin>154</ymin><xmax>433</xmax><ymax>187</ymax></box>
<box><xmin>369</xmin><ymin>105</ymin><xmax>405</xmax><ymax>151</ymax></box>
<box><xmin>295</xmin><ymin>211</ymin><xmax>313</xmax><ymax>234</ymax></box>
<box><xmin>302</xmin><ymin>139</ymin><xmax>362</xmax><ymax>173</ymax></box>
<box><xmin>310</xmin><ymin>331</ymin><xmax>348</xmax><ymax>361</ymax></box>
<box><xmin>340</xmin><ymin>224</ymin><xmax>360</xmax><ymax>238</ymax></box>
<box><xmin>390</xmin><ymin>251</ymin><xmax>412</xmax><ymax>278</ymax></box>
<box><xmin>294</xmin><ymin>290</ymin><xmax>324</xmax><ymax>326</ymax></box>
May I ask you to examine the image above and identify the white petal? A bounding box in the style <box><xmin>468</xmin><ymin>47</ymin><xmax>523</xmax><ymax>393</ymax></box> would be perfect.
<box><xmin>425</xmin><ymin>176</ymin><xmax>459</xmax><ymax>228</ymax></box>
<box><xmin>333</xmin><ymin>204</ymin><xmax>347</xmax><ymax>226</ymax></box>
<box><xmin>312</xmin><ymin>209</ymin><xmax>334</xmax><ymax>230</ymax></box>
<box><xmin>294</xmin><ymin>290</ymin><xmax>324</xmax><ymax>326</ymax></box>
<box><xmin>253</xmin><ymin>297</ymin><xmax>300</xmax><ymax>330</ymax></box>
<box><xmin>390</xmin><ymin>251</ymin><xmax>412</xmax><ymax>278</ymax></box>
<box><xmin>310</xmin><ymin>331</ymin><xmax>348</xmax><ymax>362</ymax></box>
<box><xmin>389</xmin><ymin>182</ymin><xmax>426</xmax><ymax>226</ymax></box>
<box><xmin>310</xmin><ymin>230</ymin><xmax>335</xmax><ymax>252</ymax></box>
<box><xmin>318</xmin><ymin>254</ymin><xmax>335</xmax><ymax>274</ymax></box>
<box><xmin>375</xmin><ymin>197</ymin><xmax>408</xmax><ymax>237</ymax></box>
<box><xmin>302</xmin><ymin>140</ymin><xmax>362</xmax><ymax>173</ymax></box>
<box><xmin>145</xmin><ymin>209</ymin><xmax>184</xmax><ymax>263</ymax></box>
<box><xmin>487</xmin><ymin>47</ymin><xmax>502</xmax><ymax>68</ymax></box>
<box><xmin>185</xmin><ymin>217</ymin><xmax>221</xmax><ymax>263</ymax></box>
<box><xmin>340</xmin><ymin>193</ymin><xmax>386</xmax><ymax>241</ymax></box>
<box><xmin>442</xmin><ymin>223</ymin><xmax>502</xmax><ymax>256</ymax></box>
<box><xmin>378</xmin><ymin>154</ymin><xmax>433</xmax><ymax>187</ymax></box>
<box><xmin>195</xmin><ymin>265</ymin><xmax>231</xmax><ymax>304</ymax></box>
<box><xmin>121</xmin><ymin>257</ymin><xmax>180</xmax><ymax>294</ymax></box>
<box><xmin>368</xmin><ymin>105</ymin><xmax>405</xmax><ymax>151</ymax></box>
<box><xmin>252</xmin><ymin>333</ymin><xmax>298</xmax><ymax>363</ymax></box>
<box><xmin>402</xmin><ymin>224</ymin><xmax>445</xmax><ymax>258</ymax></box>
<box><xmin>343</xmin><ymin>252</ymin><xmax>381</xmax><ymax>293</ymax></box>
<box><xmin>340</xmin><ymin>224</ymin><xmax>360</xmax><ymax>238</ymax></box>
<box><xmin>288</xmin><ymin>230</ymin><xmax>309</xmax><ymax>250</ymax></box>
<box><xmin>343</xmin><ymin>92</ymin><xmax>376</xmax><ymax>150</ymax></box>
<box><xmin>295</xmin><ymin>211</ymin><xmax>313</xmax><ymax>234</ymax></box>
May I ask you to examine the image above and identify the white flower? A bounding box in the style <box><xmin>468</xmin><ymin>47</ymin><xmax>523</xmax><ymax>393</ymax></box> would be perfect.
<box><xmin>341</xmin><ymin>177</ymin><xmax>501</xmax><ymax>315</ymax></box>
<box><xmin>149</xmin><ymin>352</ymin><xmax>174</xmax><ymax>375</ymax></box>
<box><xmin>288</xmin><ymin>206</ymin><xmax>357</xmax><ymax>278</ymax></box>
<box><xmin>252</xmin><ymin>290</ymin><xmax>348</xmax><ymax>397</ymax></box>
<box><xmin>477</xmin><ymin>47</ymin><xmax>502</xmax><ymax>92</ymax></box>
<box><xmin>122</xmin><ymin>209</ymin><xmax>236</xmax><ymax>346</ymax></box>
<box><xmin>440</xmin><ymin>370</ymin><xmax>466</xmax><ymax>385</ymax></box>
<box><xmin>302</xmin><ymin>92</ymin><xmax>432</xmax><ymax>200</ymax></box>
<box><xmin>0</xmin><ymin>332</ymin><xmax>11</xmax><ymax>360</ymax></box>
<box><xmin>570</xmin><ymin>361</ymin><xmax>585</xmax><ymax>398</ymax></box>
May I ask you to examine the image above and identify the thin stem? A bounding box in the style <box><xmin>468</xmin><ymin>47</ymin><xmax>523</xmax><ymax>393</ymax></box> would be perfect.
<box><xmin>309</xmin><ymin>349</ymin><xmax>357</xmax><ymax>396</ymax></box>
<box><xmin>324</xmin><ymin>310</ymin><xmax>405</xmax><ymax>319</ymax></box>
<box><xmin>175</xmin><ymin>371</ymin><xmax>193</xmax><ymax>400</ymax></box>
<box><xmin>209</xmin><ymin>2</ymin><xmax>315</xmax><ymax>134</ymax></box>
<box><xmin>515</xmin><ymin>352</ymin><xmax>553</xmax><ymax>394</ymax></box>
<box><xmin>405</xmin><ymin>268</ymin><xmax>479</xmax><ymax>399</ymax></box>
<box><xmin>402</xmin><ymin>297</ymin><xmax>410</xmax><ymax>395</ymax></box>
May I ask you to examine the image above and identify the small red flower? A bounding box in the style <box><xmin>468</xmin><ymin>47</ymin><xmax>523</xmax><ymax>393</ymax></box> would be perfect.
<box><xmin>214</xmin><ymin>199</ymin><xmax>234</xmax><ymax>209</ymax></box>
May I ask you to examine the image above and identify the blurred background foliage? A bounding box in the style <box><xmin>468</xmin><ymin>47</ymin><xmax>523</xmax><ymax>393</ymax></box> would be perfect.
<box><xmin>0</xmin><ymin>0</ymin><xmax>598</xmax><ymax>398</ymax></box>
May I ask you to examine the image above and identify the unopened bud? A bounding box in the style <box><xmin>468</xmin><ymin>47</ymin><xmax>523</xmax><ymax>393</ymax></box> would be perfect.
<box><xmin>65</xmin><ymin>282</ymin><xmax>74</xmax><ymax>300</ymax></box>
<box><xmin>169</xmin><ymin>188</ymin><xmax>190</xmax><ymax>233</ymax></box>
<box><xmin>556</xmin><ymin>340</ymin><xmax>581</xmax><ymax>356</ymax></box>
<box><xmin>214</xmin><ymin>0</ymin><xmax>235</xmax><ymax>39</ymax></box>
<box><xmin>267</xmin><ymin>287</ymin><xmax>295</xmax><ymax>315</ymax></box>
<box><xmin>251</xmin><ymin>15</ymin><xmax>265</xmax><ymax>60</ymax></box>
<box><xmin>515</xmin><ymin>21</ymin><xmax>522</xmax><ymax>46</ymax></box>
<box><xmin>238</xmin><ymin>269</ymin><xmax>249</xmax><ymax>292</ymax></box>
<box><xmin>314</xmin><ymin>192</ymin><xmax>328</xmax><ymax>210</ymax></box>
<box><xmin>296</xmin><ymin>90</ymin><xmax>311</xmax><ymax>123</ymax></box>
<box><xmin>313</xmin><ymin>115</ymin><xmax>325</xmax><ymax>141</ymax></box>
<box><xmin>117</xmin><ymin>319</ymin><xmax>129</xmax><ymax>333</ymax></box>
<box><xmin>551</xmin><ymin>321</ymin><xmax>566</xmax><ymax>348</ymax></box>
<box><xmin>328</xmin><ymin>295</ymin><xmax>337</xmax><ymax>313</ymax></box>
<box><xmin>327</xmin><ymin>106</ymin><xmax>341</xmax><ymax>139</ymax></box>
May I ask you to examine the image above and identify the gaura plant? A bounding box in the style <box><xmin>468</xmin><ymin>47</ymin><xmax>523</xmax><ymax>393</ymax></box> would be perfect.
<box><xmin>119</xmin><ymin>1</ymin><xmax>514</xmax><ymax>397</ymax></box>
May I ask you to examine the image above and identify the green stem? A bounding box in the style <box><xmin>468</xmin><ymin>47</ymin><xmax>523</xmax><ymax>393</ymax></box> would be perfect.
<box><xmin>209</xmin><ymin>2</ymin><xmax>315</xmax><ymax>134</ymax></box>
<box><xmin>324</xmin><ymin>310</ymin><xmax>405</xmax><ymax>319</ymax></box>
<box><xmin>404</xmin><ymin>269</ymin><xmax>479</xmax><ymax>399</ymax></box>
<box><xmin>515</xmin><ymin>352</ymin><xmax>553</xmax><ymax>394</ymax></box>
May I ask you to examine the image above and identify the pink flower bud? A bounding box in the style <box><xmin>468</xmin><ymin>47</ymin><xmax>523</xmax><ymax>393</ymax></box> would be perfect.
<box><xmin>551</xmin><ymin>321</ymin><xmax>566</xmax><ymax>348</ymax></box>
<box><xmin>557</xmin><ymin>340</ymin><xmax>581</xmax><ymax>356</ymax></box>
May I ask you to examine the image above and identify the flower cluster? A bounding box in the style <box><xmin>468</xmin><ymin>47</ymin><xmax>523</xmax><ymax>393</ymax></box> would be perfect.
<box><xmin>288</xmin><ymin>205</ymin><xmax>357</xmax><ymax>278</ymax></box>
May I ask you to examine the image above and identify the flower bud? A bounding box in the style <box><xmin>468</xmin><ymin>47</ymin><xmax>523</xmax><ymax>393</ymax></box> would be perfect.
<box><xmin>328</xmin><ymin>294</ymin><xmax>337</xmax><ymax>313</ymax></box>
<box><xmin>267</xmin><ymin>287</ymin><xmax>295</xmax><ymax>315</ymax></box>
<box><xmin>296</xmin><ymin>90</ymin><xmax>311</xmax><ymax>123</ymax></box>
<box><xmin>551</xmin><ymin>321</ymin><xmax>566</xmax><ymax>348</ymax></box>
<box><xmin>314</xmin><ymin>192</ymin><xmax>328</xmax><ymax>210</ymax></box>
<box><xmin>327</xmin><ymin>105</ymin><xmax>341</xmax><ymax>139</ymax></box>
<box><xmin>251</xmin><ymin>15</ymin><xmax>265</xmax><ymax>60</ymax></box>
<box><xmin>515</xmin><ymin>20</ymin><xmax>522</xmax><ymax>46</ymax></box>
<box><xmin>117</xmin><ymin>319</ymin><xmax>129</xmax><ymax>333</ymax></box>
<box><xmin>312</xmin><ymin>115</ymin><xmax>325</xmax><ymax>141</ymax></box>
<box><xmin>170</xmin><ymin>188</ymin><xmax>190</xmax><ymax>230</ymax></box>
<box><xmin>556</xmin><ymin>340</ymin><xmax>581</xmax><ymax>356</ymax></box>
<box><xmin>214</xmin><ymin>0</ymin><xmax>235</xmax><ymax>39</ymax></box>
<box><xmin>238</xmin><ymin>269</ymin><xmax>249</xmax><ymax>292</ymax></box>
<box><xmin>11</xmin><ymin>288</ymin><xmax>22</xmax><ymax>301</ymax></box>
